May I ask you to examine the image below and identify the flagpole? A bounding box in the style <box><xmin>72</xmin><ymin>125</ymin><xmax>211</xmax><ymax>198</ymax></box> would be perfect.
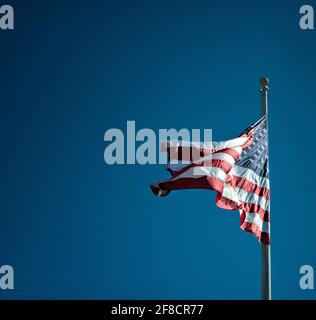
<box><xmin>260</xmin><ymin>77</ymin><xmax>271</xmax><ymax>300</ymax></box>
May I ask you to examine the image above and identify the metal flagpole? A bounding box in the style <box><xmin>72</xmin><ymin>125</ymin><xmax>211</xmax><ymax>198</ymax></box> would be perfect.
<box><xmin>260</xmin><ymin>77</ymin><xmax>271</xmax><ymax>300</ymax></box>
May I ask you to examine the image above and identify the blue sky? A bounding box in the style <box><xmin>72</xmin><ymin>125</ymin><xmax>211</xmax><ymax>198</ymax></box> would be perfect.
<box><xmin>0</xmin><ymin>0</ymin><xmax>315</xmax><ymax>299</ymax></box>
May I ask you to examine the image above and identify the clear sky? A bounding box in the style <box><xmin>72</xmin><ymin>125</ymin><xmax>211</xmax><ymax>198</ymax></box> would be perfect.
<box><xmin>0</xmin><ymin>0</ymin><xmax>315</xmax><ymax>299</ymax></box>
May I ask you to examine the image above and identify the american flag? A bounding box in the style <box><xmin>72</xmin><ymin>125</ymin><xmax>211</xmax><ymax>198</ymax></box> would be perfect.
<box><xmin>151</xmin><ymin>115</ymin><xmax>270</xmax><ymax>245</ymax></box>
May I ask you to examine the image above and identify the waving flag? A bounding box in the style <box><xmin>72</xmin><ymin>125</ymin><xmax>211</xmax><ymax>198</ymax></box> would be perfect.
<box><xmin>151</xmin><ymin>115</ymin><xmax>270</xmax><ymax>245</ymax></box>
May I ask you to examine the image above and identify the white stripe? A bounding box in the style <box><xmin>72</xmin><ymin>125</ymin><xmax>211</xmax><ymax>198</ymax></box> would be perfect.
<box><xmin>221</xmin><ymin>184</ymin><xmax>270</xmax><ymax>211</ymax></box>
<box><xmin>168</xmin><ymin>150</ymin><xmax>237</xmax><ymax>173</ymax></box>
<box><xmin>210</xmin><ymin>137</ymin><xmax>249</xmax><ymax>151</ymax></box>
<box><xmin>172</xmin><ymin>166</ymin><xmax>227</xmax><ymax>182</ymax></box>
<box><xmin>221</xmin><ymin>183</ymin><xmax>241</xmax><ymax>204</ymax></box>
<box><xmin>231</xmin><ymin>146</ymin><xmax>243</xmax><ymax>155</ymax></box>
<box><xmin>199</xmin><ymin>152</ymin><xmax>236</xmax><ymax>165</ymax></box>
<box><xmin>235</xmin><ymin>187</ymin><xmax>270</xmax><ymax>211</ymax></box>
<box><xmin>243</xmin><ymin>212</ymin><xmax>270</xmax><ymax>233</ymax></box>
<box><xmin>165</xmin><ymin>136</ymin><xmax>249</xmax><ymax>152</ymax></box>
<box><xmin>231</xmin><ymin>165</ymin><xmax>270</xmax><ymax>189</ymax></box>
<box><xmin>168</xmin><ymin>151</ymin><xmax>237</xmax><ymax>174</ymax></box>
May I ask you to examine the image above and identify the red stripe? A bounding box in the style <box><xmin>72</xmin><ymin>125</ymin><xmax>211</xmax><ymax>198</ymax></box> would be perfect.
<box><xmin>167</xmin><ymin>146</ymin><xmax>213</xmax><ymax>161</ymax></box>
<box><xmin>210</xmin><ymin>159</ymin><xmax>232</xmax><ymax>172</ymax></box>
<box><xmin>220</xmin><ymin>148</ymin><xmax>240</xmax><ymax>161</ymax></box>
<box><xmin>150</xmin><ymin>184</ymin><xmax>170</xmax><ymax>197</ymax></box>
<box><xmin>242</xmin><ymin>203</ymin><xmax>270</xmax><ymax>222</ymax></box>
<box><xmin>231</xmin><ymin>176</ymin><xmax>270</xmax><ymax>200</ymax></box>
<box><xmin>167</xmin><ymin>146</ymin><xmax>241</xmax><ymax>162</ymax></box>
<box><xmin>167</xmin><ymin>144</ymin><xmax>246</xmax><ymax>162</ymax></box>
<box><xmin>165</xmin><ymin>131</ymin><xmax>252</xmax><ymax>161</ymax></box>
<box><xmin>240</xmin><ymin>222</ymin><xmax>270</xmax><ymax>245</ymax></box>
<box><xmin>215</xmin><ymin>194</ymin><xmax>241</xmax><ymax>211</ymax></box>
<box><xmin>169</xmin><ymin>159</ymin><xmax>232</xmax><ymax>179</ymax></box>
<box><xmin>240</xmin><ymin>211</ymin><xmax>270</xmax><ymax>245</ymax></box>
<box><xmin>157</xmin><ymin>176</ymin><xmax>224</xmax><ymax>194</ymax></box>
<box><xmin>215</xmin><ymin>196</ymin><xmax>270</xmax><ymax>222</ymax></box>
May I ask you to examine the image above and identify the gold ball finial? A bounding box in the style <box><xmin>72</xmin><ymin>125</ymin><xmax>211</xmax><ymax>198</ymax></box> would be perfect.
<box><xmin>260</xmin><ymin>77</ymin><xmax>269</xmax><ymax>86</ymax></box>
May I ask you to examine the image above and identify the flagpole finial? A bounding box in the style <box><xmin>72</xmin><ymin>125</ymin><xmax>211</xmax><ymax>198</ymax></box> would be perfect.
<box><xmin>260</xmin><ymin>77</ymin><xmax>269</xmax><ymax>92</ymax></box>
